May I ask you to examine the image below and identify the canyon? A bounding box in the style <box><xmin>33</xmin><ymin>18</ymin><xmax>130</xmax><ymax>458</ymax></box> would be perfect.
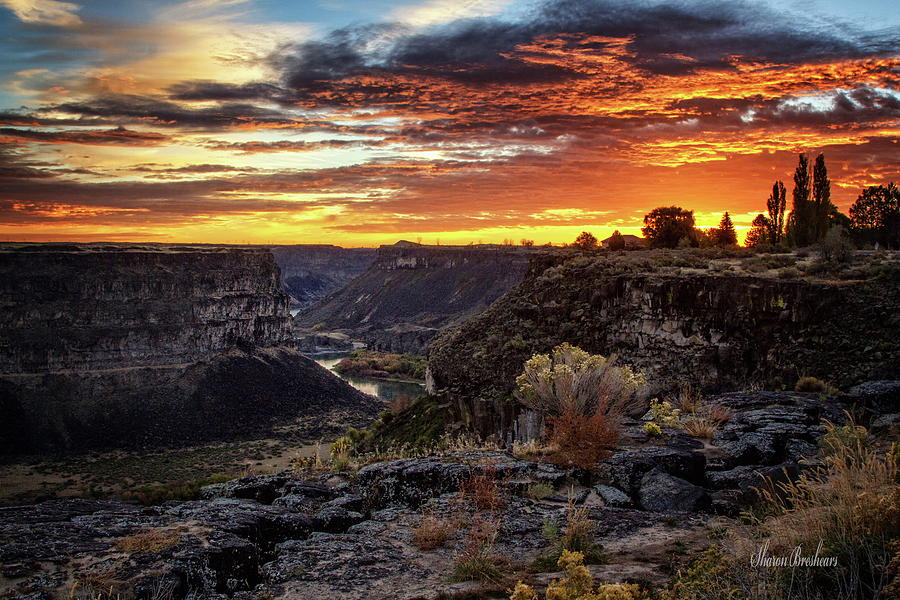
<box><xmin>269</xmin><ymin>245</ymin><xmax>375</xmax><ymax>311</ymax></box>
<box><xmin>0</xmin><ymin>244</ymin><xmax>379</xmax><ymax>456</ymax></box>
<box><xmin>295</xmin><ymin>242</ymin><xmax>544</xmax><ymax>354</ymax></box>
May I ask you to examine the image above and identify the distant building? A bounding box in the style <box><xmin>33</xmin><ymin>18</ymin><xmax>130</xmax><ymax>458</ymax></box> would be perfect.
<box><xmin>600</xmin><ymin>234</ymin><xmax>646</xmax><ymax>249</ymax></box>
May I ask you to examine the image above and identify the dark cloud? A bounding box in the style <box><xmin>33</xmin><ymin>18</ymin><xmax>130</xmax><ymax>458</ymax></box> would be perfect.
<box><xmin>48</xmin><ymin>95</ymin><xmax>296</xmax><ymax>129</ymax></box>
<box><xmin>0</xmin><ymin>126</ymin><xmax>167</xmax><ymax>146</ymax></box>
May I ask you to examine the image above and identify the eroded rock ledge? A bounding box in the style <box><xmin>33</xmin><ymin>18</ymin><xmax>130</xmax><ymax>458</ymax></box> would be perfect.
<box><xmin>2</xmin><ymin>385</ymin><xmax>895</xmax><ymax>599</ymax></box>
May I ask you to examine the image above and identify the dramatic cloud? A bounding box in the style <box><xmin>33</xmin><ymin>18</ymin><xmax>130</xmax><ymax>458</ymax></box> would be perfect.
<box><xmin>1</xmin><ymin>0</ymin><xmax>898</xmax><ymax>244</ymax></box>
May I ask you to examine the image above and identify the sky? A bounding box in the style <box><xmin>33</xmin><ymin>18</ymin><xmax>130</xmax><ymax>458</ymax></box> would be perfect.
<box><xmin>0</xmin><ymin>0</ymin><xmax>898</xmax><ymax>246</ymax></box>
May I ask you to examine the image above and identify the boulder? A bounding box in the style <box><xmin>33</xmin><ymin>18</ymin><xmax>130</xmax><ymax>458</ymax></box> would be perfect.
<box><xmin>600</xmin><ymin>446</ymin><xmax>706</xmax><ymax>495</ymax></box>
<box><xmin>637</xmin><ymin>469</ymin><xmax>708</xmax><ymax>513</ymax></box>
<box><xmin>594</xmin><ymin>485</ymin><xmax>632</xmax><ymax>508</ymax></box>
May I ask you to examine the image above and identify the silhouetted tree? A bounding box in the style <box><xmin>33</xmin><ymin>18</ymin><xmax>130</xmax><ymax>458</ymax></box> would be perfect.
<box><xmin>573</xmin><ymin>231</ymin><xmax>598</xmax><ymax>250</ymax></box>
<box><xmin>849</xmin><ymin>183</ymin><xmax>900</xmax><ymax>248</ymax></box>
<box><xmin>714</xmin><ymin>212</ymin><xmax>738</xmax><ymax>246</ymax></box>
<box><xmin>766</xmin><ymin>180</ymin><xmax>786</xmax><ymax>244</ymax></box>
<box><xmin>520</xmin><ymin>239</ymin><xmax>535</xmax><ymax>246</ymax></box>
<box><xmin>786</xmin><ymin>153</ymin><xmax>812</xmax><ymax>246</ymax></box>
<box><xmin>745</xmin><ymin>214</ymin><xmax>771</xmax><ymax>247</ymax></box>
<box><xmin>642</xmin><ymin>206</ymin><xmax>695</xmax><ymax>248</ymax></box>
<box><xmin>812</xmin><ymin>154</ymin><xmax>833</xmax><ymax>241</ymax></box>
<box><xmin>607</xmin><ymin>230</ymin><xmax>626</xmax><ymax>250</ymax></box>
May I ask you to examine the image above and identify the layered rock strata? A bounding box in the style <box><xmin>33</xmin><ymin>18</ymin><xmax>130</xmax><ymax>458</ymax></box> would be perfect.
<box><xmin>0</xmin><ymin>244</ymin><xmax>379</xmax><ymax>454</ymax></box>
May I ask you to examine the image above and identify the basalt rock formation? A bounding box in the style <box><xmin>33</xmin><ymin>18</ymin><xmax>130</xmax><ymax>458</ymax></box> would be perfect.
<box><xmin>428</xmin><ymin>251</ymin><xmax>900</xmax><ymax>440</ymax></box>
<box><xmin>2</xmin><ymin>384</ymin><xmax>895</xmax><ymax>599</ymax></box>
<box><xmin>269</xmin><ymin>245</ymin><xmax>375</xmax><ymax>311</ymax></box>
<box><xmin>295</xmin><ymin>242</ymin><xmax>548</xmax><ymax>354</ymax></box>
<box><xmin>0</xmin><ymin>244</ymin><xmax>380</xmax><ymax>455</ymax></box>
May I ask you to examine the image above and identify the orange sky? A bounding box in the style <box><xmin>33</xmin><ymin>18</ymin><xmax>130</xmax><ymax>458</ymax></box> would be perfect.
<box><xmin>1</xmin><ymin>0</ymin><xmax>898</xmax><ymax>246</ymax></box>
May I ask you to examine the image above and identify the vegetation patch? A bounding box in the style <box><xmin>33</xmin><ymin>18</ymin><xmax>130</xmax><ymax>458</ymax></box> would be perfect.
<box><xmin>116</xmin><ymin>529</ymin><xmax>182</xmax><ymax>554</ymax></box>
<box><xmin>334</xmin><ymin>349</ymin><xmax>427</xmax><ymax>380</ymax></box>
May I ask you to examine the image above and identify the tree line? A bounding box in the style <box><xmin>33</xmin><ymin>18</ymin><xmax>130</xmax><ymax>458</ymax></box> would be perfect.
<box><xmin>571</xmin><ymin>153</ymin><xmax>898</xmax><ymax>250</ymax></box>
<box><xmin>745</xmin><ymin>153</ymin><xmax>898</xmax><ymax>249</ymax></box>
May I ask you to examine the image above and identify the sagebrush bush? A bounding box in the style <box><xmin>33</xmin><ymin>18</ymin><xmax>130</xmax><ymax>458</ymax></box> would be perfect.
<box><xmin>515</xmin><ymin>343</ymin><xmax>646</xmax><ymax>417</ymax></box>
<box><xmin>643</xmin><ymin>422</ymin><xmax>662</xmax><ymax>437</ymax></box>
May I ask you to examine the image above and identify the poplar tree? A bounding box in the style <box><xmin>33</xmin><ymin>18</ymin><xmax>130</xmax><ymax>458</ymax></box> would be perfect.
<box><xmin>786</xmin><ymin>154</ymin><xmax>812</xmax><ymax>246</ymax></box>
<box><xmin>812</xmin><ymin>154</ymin><xmax>832</xmax><ymax>241</ymax></box>
<box><xmin>766</xmin><ymin>180</ymin><xmax>786</xmax><ymax>244</ymax></box>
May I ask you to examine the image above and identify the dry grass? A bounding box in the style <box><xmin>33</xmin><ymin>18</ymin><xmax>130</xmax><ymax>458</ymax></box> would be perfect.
<box><xmin>546</xmin><ymin>410</ymin><xmax>620</xmax><ymax>470</ymax></box>
<box><xmin>667</xmin><ymin>422</ymin><xmax>899</xmax><ymax>599</ymax></box>
<box><xmin>413</xmin><ymin>515</ymin><xmax>457</xmax><ymax>550</ymax></box>
<box><xmin>452</xmin><ymin>518</ymin><xmax>504</xmax><ymax>583</ymax></box>
<box><xmin>460</xmin><ymin>468</ymin><xmax>505</xmax><ymax>512</ymax></box>
<box><xmin>115</xmin><ymin>529</ymin><xmax>181</xmax><ymax>554</ymax></box>
<box><xmin>681</xmin><ymin>416</ymin><xmax>719</xmax><ymax>440</ymax></box>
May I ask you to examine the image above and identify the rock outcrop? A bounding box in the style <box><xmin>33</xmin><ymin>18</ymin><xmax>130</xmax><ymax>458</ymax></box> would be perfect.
<box><xmin>4</xmin><ymin>380</ymin><xmax>895</xmax><ymax>600</ymax></box>
<box><xmin>295</xmin><ymin>242</ymin><xmax>548</xmax><ymax>354</ymax></box>
<box><xmin>269</xmin><ymin>245</ymin><xmax>375</xmax><ymax>311</ymax></box>
<box><xmin>428</xmin><ymin>252</ymin><xmax>900</xmax><ymax>439</ymax></box>
<box><xmin>0</xmin><ymin>244</ymin><xmax>380</xmax><ymax>455</ymax></box>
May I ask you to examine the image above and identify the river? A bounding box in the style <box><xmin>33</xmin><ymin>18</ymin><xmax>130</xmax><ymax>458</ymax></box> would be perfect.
<box><xmin>311</xmin><ymin>351</ymin><xmax>426</xmax><ymax>403</ymax></box>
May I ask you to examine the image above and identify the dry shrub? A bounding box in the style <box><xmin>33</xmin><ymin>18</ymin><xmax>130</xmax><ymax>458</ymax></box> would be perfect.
<box><xmin>681</xmin><ymin>416</ymin><xmax>718</xmax><ymax>440</ymax></box>
<box><xmin>460</xmin><ymin>468</ymin><xmax>505</xmax><ymax>512</ymax></box>
<box><xmin>706</xmin><ymin>404</ymin><xmax>733</xmax><ymax>424</ymax></box>
<box><xmin>116</xmin><ymin>529</ymin><xmax>180</xmax><ymax>554</ymax></box>
<box><xmin>452</xmin><ymin>518</ymin><xmax>503</xmax><ymax>583</ymax></box>
<box><xmin>413</xmin><ymin>515</ymin><xmax>456</xmax><ymax>550</ymax></box>
<box><xmin>547</xmin><ymin>410</ymin><xmax>620</xmax><ymax>470</ymax></box>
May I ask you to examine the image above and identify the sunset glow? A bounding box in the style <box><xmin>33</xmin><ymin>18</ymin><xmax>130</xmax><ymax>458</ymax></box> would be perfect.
<box><xmin>1</xmin><ymin>0</ymin><xmax>898</xmax><ymax>245</ymax></box>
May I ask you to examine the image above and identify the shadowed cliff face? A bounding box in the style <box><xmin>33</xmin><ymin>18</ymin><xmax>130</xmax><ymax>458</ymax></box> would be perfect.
<box><xmin>270</xmin><ymin>245</ymin><xmax>376</xmax><ymax>311</ymax></box>
<box><xmin>0</xmin><ymin>244</ymin><xmax>380</xmax><ymax>455</ymax></box>
<box><xmin>428</xmin><ymin>253</ymin><xmax>900</xmax><ymax>439</ymax></box>
<box><xmin>294</xmin><ymin>243</ymin><xmax>546</xmax><ymax>354</ymax></box>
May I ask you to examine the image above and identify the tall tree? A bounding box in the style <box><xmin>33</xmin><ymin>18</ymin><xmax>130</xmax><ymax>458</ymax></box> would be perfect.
<box><xmin>786</xmin><ymin>153</ymin><xmax>812</xmax><ymax>247</ymax></box>
<box><xmin>641</xmin><ymin>206</ymin><xmax>696</xmax><ymax>248</ymax></box>
<box><xmin>849</xmin><ymin>183</ymin><xmax>900</xmax><ymax>248</ymax></box>
<box><xmin>766</xmin><ymin>180</ymin><xmax>786</xmax><ymax>244</ymax></box>
<box><xmin>745</xmin><ymin>214</ymin><xmax>771</xmax><ymax>247</ymax></box>
<box><xmin>715</xmin><ymin>212</ymin><xmax>738</xmax><ymax>246</ymax></box>
<box><xmin>812</xmin><ymin>153</ymin><xmax>832</xmax><ymax>241</ymax></box>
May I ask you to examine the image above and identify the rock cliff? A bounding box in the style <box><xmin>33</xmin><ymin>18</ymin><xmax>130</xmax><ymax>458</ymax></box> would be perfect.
<box><xmin>0</xmin><ymin>244</ymin><xmax>380</xmax><ymax>455</ymax></box>
<box><xmin>295</xmin><ymin>242</ymin><xmax>546</xmax><ymax>353</ymax></box>
<box><xmin>428</xmin><ymin>251</ymin><xmax>900</xmax><ymax>439</ymax></box>
<box><xmin>269</xmin><ymin>245</ymin><xmax>375</xmax><ymax>311</ymax></box>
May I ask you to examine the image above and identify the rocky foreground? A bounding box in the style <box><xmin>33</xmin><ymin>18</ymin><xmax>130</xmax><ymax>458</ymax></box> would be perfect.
<box><xmin>1</xmin><ymin>383</ymin><xmax>896</xmax><ymax>600</ymax></box>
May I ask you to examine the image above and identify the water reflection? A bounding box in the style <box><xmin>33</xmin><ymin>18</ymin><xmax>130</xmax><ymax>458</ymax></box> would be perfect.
<box><xmin>311</xmin><ymin>351</ymin><xmax>426</xmax><ymax>404</ymax></box>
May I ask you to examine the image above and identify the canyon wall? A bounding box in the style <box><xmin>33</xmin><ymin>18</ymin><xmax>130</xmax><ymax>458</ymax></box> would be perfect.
<box><xmin>0</xmin><ymin>244</ymin><xmax>379</xmax><ymax>455</ymax></box>
<box><xmin>270</xmin><ymin>245</ymin><xmax>375</xmax><ymax>311</ymax></box>
<box><xmin>295</xmin><ymin>242</ymin><xmax>547</xmax><ymax>353</ymax></box>
<box><xmin>427</xmin><ymin>252</ymin><xmax>900</xmax><ymax>439</ymax></box>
